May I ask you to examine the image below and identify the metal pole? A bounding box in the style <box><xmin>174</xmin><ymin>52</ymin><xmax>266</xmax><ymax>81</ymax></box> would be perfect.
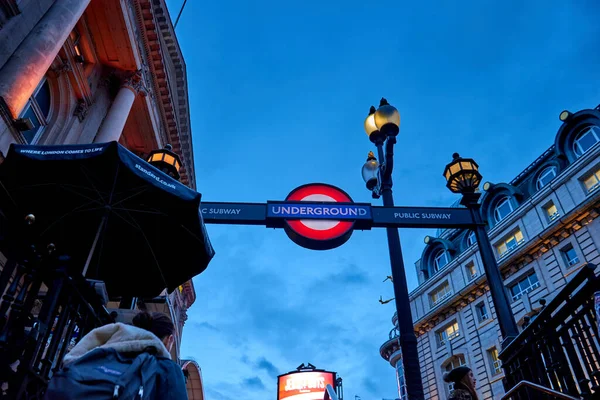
<box><xmin>465</xmin><ymin>197</ymin><xmax>519</xmax><ymax>346</ymax></box>
<box><xmin>376</xmin><ymin>143</ymin><xmax>424</xmax><ymax>400</ymax></box>
<box><xmin>174</xmin><ymin>0</ymin><xmax>188</xmax><ymax>29</ymax></box>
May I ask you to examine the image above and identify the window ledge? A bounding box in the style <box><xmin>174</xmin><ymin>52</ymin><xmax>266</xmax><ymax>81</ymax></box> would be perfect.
<box><xmin>564</xmin><ymin>262</ymin><xmax>586</xmax><ymax>278</ymax></box>
<box><xmin>477</xmin><ymin>317</ymin><xmax>495</xmax><ymax>330</ymax></box>
<box><xmin>489</xmin><ymin>373</ymin><xmax>505</xmax><ymax>385</ymax></box>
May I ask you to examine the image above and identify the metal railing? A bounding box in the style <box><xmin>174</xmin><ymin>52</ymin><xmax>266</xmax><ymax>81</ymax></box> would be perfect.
<box><xmin>499</xmin><ymin>263</ymin><xmax>600</xmax><ymax>399</ymax></box>
<box><xmin>501</xmin><ymin>380</ymin><xmax>581</xmax><ymax>400</ymax></box>
<box><xmin>0</xmin><ymin>245</ymin><xmax>112</xmax><ymax>398</ymax></box>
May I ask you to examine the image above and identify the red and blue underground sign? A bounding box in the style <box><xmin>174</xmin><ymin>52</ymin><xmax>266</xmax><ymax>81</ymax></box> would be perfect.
<box><xmin>200</xmin><ymin>183</ymin><xmax>475</xmax><ymax>251</ymax></box>
<box><xmin>268</xmin><ymin>184</ymin><xmax>371</xmax><ymax>250</ymax></box>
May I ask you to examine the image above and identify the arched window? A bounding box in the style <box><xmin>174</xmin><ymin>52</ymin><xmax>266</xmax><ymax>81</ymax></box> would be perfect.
<box><xmin>573</xmin><ymin>126</ymin><xmax>600</xmax><ymax>157</ymax></box>
<box><xmin>494</xmin><ymin>197</ymin><xmax>514</xmax><ymax>223</ymax></box>
<box><xmin>434</xmin><ymin>249</ymin><xmax>450</xmax><ymax>272</ymax></box>
<box><xmin>536</xmin><ymin>166</ymin><xmax>557</xmax><ymax>190</ymax></box>
<box><xmin>467</xmin><ymin>231</ymin><xmax>477</xmax><ymax>247</ymax></box>
<box><xmin>19</xmin><ymin>78</ymin><xmax>52</xmax><ymax>144</ymax></box>
<box><xmin>443</xmin><ymin>354</ymin><xmax>467</xmax><ymax>392</ymax></box>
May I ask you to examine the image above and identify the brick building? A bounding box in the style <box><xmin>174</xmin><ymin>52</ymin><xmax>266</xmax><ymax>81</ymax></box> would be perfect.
<box><xmin>0</xmin><ymin>1</ymin><xmax>204</xmax><ymax>398</ymax></box>
<box><xmin>380</xmin><ymin>106</ymin><xmax>600</xmax><ymax>399</ymax></box>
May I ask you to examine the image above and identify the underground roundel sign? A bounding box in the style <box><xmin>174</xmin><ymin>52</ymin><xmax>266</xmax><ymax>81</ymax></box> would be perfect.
<box><xmin>268</xmin><ymin>183</ymin><xmax>370</xmax><ymax>250</ymax></box>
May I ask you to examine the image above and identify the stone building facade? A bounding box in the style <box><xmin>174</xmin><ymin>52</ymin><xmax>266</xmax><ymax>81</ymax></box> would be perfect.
<box><xmin>0</xmin><ymin>1</ymin><xmax>203</xmax><ymax>398</ymax></box>
<box><xmin>380</xmin><ymin>105</ymin><xmax>600</xmax><ymax>400</ymax></box>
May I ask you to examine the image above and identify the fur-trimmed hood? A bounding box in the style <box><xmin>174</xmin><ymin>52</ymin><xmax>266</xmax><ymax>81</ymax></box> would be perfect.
<box><xmin>63</xmin><ymin>323</ymin><xmax>171</xmax><ymax>366</ymax></box>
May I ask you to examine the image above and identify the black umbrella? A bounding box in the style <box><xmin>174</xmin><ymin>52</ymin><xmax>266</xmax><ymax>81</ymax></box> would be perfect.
<box><xmin>0</xmin><ymin>141</ymin><xmax>214</xmax><ymax>298</ymax></box>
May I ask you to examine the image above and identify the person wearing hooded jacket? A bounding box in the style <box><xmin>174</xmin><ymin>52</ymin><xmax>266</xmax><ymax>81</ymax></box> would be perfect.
<box><xmin>443</xmin><ymin>366</ymin><xmax>478</xmax><ymax>400</ymax></box>
<box><xmin>56</xmin><ymin>311</ymin><xmax>188</xmax><ymax>399</ymax></box>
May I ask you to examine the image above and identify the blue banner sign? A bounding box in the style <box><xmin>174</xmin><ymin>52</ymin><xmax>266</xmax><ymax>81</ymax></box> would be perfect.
<box><xmin>267</xmin><ymin>202</ymin><xmax>372</xmax><ymax>220</ymax></box>
<box><xmin>200</xmin><ymin>202</ymin><xmax>267</xmax><ymax>225</ymax></box>
<box><xmin>371</xmin><ymin>206</ymin><xmax>474</xmax><ymax>228</ymax></box>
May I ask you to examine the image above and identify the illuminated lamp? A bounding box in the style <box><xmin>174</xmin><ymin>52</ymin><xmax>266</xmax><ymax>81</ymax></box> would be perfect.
<box><xmin>147</xmin><ymin>144</ymin><xmax>182</xmax><ymax>181</ymax></box>
<box><xmin>559</xmin><ymin>110</ymin><xmax>571</xmax><ymax>122</ymax></box>
<box><xmin>443</xmin><ymin>153</ymin><xmax>482</xmax><ymax>194</ymax></box>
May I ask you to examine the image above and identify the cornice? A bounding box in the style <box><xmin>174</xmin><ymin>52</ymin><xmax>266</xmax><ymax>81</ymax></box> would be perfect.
<box><xmin>134</xmin><ymin>0</ymin><xmax>193</xmax><ymax>188</ymax></box>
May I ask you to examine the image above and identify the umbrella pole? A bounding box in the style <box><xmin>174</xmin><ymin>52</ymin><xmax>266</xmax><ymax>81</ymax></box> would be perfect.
<box><xmin>82</xmin><ymin>215</ymin><xmax>107</xmax><ymax>277</ymax></box>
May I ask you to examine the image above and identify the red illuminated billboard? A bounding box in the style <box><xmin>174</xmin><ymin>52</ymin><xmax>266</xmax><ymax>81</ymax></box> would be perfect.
<box><xmin>277</xmin><ymin>371</ymin><xmax>336</xmax><ymax>400</ymax></box>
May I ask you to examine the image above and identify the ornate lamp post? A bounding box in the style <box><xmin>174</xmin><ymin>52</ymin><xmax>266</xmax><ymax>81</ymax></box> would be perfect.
<box><xmin>361</xmin><ymin>98</ymin><xmax>424</xmax><ymax>400</ymax></box>
<box><xmin>443</xmin><ymin>153</ymin><xmax>519</xmax><ymax>344</ymax></box>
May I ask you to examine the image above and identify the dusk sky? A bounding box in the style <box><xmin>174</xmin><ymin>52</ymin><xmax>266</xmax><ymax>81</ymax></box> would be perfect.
<box><xmin>165</xmin><ymin>1</ymin><xmax>600</xmax><ymax>399</ymax></box>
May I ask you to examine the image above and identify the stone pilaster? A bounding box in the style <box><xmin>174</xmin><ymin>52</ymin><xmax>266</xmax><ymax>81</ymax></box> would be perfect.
<box><xmin>0</xmin><ymin>0</ymin><xmax>91</xmax><ymax>118</ymax></box>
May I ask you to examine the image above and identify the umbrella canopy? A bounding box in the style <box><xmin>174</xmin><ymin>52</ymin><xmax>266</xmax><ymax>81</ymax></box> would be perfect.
<box><xmin>0</xmin><ymin>141</ymin><xmax>214</xmax><ymax>298</ymax></box>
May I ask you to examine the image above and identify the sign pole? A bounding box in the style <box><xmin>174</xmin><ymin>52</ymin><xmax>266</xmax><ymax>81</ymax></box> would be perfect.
<box><xmin>377</xmin><ymin>145</ymin><xmax>425</xmax><ymax>400</ymax></box>
<box><xmin>462</xmin><ymin>193</ymin><xmax>519</xmax><ymax>347</ymax></box>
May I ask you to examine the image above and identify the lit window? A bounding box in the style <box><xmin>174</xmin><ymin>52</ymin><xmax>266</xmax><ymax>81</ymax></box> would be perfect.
<box><xmin>475</xmin><ymin>302</ymin><xmax>488</xmax><ymax>322</ymax></box>
<box><xmin>69</xmin><ymin>29</ymin><xmax>85</xmax><ymax>63</ymax></box>
<box><xmin>561</xmin><ymin>245</ymin><xmax>580</xmax><ymax>267</ymax></box>
<box><xmin>19</xmin><ymin>78</ymin><xmax>51</xmax><ymax>144</ymax></box>
<box><xmin>536</xmin><ymin>166</ymin><xmax>557</xmax><ymax>190</ymax></box>
<box><xmin>434</xmin><ymin>249</ymin><xmax>450</xmax><ymax>272</ymax></box>
<box><xmin>467</xmin><ymin>231</ymin><xmax>477</xmax><ymax>247</ymax></box>
<box><xmin>509</xmin><ymin>271</ymin><xmax>540</xmax><ymax>302</ymax></box>
<box><xmin>545</xmin><ymin>202</ymin><xmax>560</xmax><ymax>222</ymax></box>
<box><xmin>465</xmin><ymin>262</ymin><xmax>477</xmax><ymax>281</ymax></box>
<box><xmin>573</xmin><ymin>126</ymin><xmax>600</xmax><ymax>157</ymax></box>
<box><xmin>430</xmin><ymin>282</ymin><xmax>452</xmax><ymax>306</ymax></box>
<box><xmin>494</xmin><ymin>197</ymin><xmax>514</xmax><ymax>223</ymax></box>
<box><xmin>437</xmin><ymin>321</ymin><xmax>460</xmax><ymax>347</ymax></box>
<box><xmin>583</xmin><ymin>168</ymin><xmax>600</xmax><ymax>193</ymax></box>
<box><xmin>444</xmin><ymin>355</ymin><xmax>466</xmax><ymax>392</ymax></box>
<box><xmin>496</xmin><ymin>230</ymin><xmax>524</xmax><ymax>259</ymax></box>
<box><xmin>488</xmin><ymin>347</ymin><xmax>502</xmax><ymax>375</ymax></box>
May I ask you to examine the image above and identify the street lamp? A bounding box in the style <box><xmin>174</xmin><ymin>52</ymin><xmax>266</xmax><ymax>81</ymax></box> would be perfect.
<box><xmin>147</xmin><ymin>144</ymin><xmax>182</xmax><ymax>181</ymax></box>
<box><xmin>361</xmin><ymin>98</ymin><xmax>424</xmax><ymax>400</ymax></box>
<box><xmin>443</xmin><ymin>153</ymin><xmax>520</xmax><ymax>344</ymax></box>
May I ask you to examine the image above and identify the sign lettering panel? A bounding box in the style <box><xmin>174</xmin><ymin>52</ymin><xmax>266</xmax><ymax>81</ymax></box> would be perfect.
<box><xmin>267</xmin><ymin>202</ymin><xmax>372</xmax><ymax>220</ymax></box>
<box><xmin>200</xmin><ymin>202</ymin><xmax>266</xmax><ymax>225</ymax></box>
<box><xmin>371</xmin><ymin>206</ymin><xmax>474</xmax><ymax>228</ymax></box>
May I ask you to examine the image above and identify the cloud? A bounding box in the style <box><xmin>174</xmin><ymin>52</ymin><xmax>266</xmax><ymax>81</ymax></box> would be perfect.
<box><xmin>192</xmin><ymin>321</ymin><xmax>220</xmax><ymax>332</ymax></box>
<box><xmin>257</xmin><ymin>357</ymin><xmax>279</xmax><ymax>378</ymax></box>
<box><xmin>243</xmin><ymin>377</ymin><xmax>266</xmax><ymax>390</ymax></box>
<box><xmin>205</xmin><ymin>387</ymin><xmax>235</xmax><ymax>400</ymax></box>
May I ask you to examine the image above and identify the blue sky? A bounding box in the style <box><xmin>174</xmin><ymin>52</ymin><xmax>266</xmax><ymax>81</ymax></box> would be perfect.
<box><xmin>165</xmin><ymin>1</ymin><xmax>600</xmax><ymax>399</ymax></box>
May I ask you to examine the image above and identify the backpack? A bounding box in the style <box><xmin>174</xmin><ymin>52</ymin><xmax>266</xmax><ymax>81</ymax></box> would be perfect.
<box><xmin>44</xmin><ymin>348</ymin><xmax>161</xmax><ymax>399</ymax></box>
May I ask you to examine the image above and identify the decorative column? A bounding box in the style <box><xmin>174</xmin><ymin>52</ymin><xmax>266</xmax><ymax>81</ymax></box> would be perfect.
<box><xmin>0</xmin><ymin>0</ymin><xmax>91</xmax><ymax>117</ymax></box>
<box><xmin>94</xmin><ymin>71</ymin><xmax>146</xmax><ymax>144</ymax></box>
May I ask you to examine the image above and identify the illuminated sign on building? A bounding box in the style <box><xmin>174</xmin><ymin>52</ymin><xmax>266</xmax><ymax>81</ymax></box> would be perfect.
<box><xmin>277</xmin><ymin>371</ymin><xmax>336</xmax><ymax>400</ymax></box>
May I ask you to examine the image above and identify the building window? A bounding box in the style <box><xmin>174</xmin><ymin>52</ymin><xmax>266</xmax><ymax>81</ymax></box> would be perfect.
<box><xmin>488</xmin><ymin>347</ymin><xmax>502</xmax><ymax>375</ymax></box>
<box><xmin>434</xmin><ymin>249</ymin><xmax>450</xmax><ymax>272</ymax></box>
<box><xmin>465</xmin><ymin>262</ymin><xmax>478</xmax><ymax>281</ymax></box>
<box><xmin>496</xmin><ymin>230</ymin><xmax>525</xmax><ymax>259</ymax></box>
<box><xmin>544</xmin><ymin>202</ymin><xmax>560</xmax><ymax>222</ymax></box>
<box><xmin>574</xmin><ymin>126</ymin><xmax>600</xmax><ymax>158</ymax></box>
<box><xmin>69</xmin><ymin>28</ymin><xmax>85</xmax><ymax>63</ymax></box>
<box><xmin>561</xmin><ymin>245</ymin><xmax>580</xmax><ymax>267</ymax></box>
<box><xmin>430</xmin><ymin>282</ymin><xmax>452</xmax><ymax>306</ymax></box>
<box><xmin>444</xmin><ymin>355</ymin><xmax>466</xmax><ymax>392</ymax></box>
<box><xmin>536</xmin><ymin>166</ymin><xmax>557</xmax><ymax>190</ymax></box>
<box><xmin>437</xmin><ymin>321</ymin><xmax>460</xmax><ymax>347</ymax></box>
<box><xmin>509</xmin><ymin>271</ymin><xmax>540</xmax><ymax>302</ymax></box>
<box><xmin>583</xmin><ymin>167</ymin><xmax>600</xmax><ymax>193</ymax></box>
<box><xmin>467</xmin><ymin>231</ymin><xmax>477</xmax><ymax>247</ymax></box>
<box><xmin>494</xmin><ymin>197</ymin><xmax>514</xmax><ymax>223</ymax></box>
<box><xmin>475</xmin><ymin>302</ymin><xmax>489</xmax><ymax>322</ymax></box>
<box><xmin>19</xmin><ymin>78</ymin><xmax>51</xmax><ymax>144</ymax></box>
<box><xmin>396</xmin><ymin>362</ymin><xmax>408</xmax><ymax>400</ymax></box>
